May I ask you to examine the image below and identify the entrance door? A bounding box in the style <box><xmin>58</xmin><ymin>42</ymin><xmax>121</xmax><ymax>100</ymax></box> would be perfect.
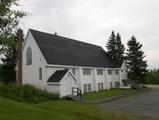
<box><xmin>64</xmin><ymin>74</ymin><xmax>77</xmax><ymax>96</ymax></box>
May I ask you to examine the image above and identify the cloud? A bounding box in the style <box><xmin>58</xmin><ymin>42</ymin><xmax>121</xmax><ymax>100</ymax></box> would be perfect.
<box><xmin>18</xmin><ymin>0</ymin><xmax>159</xmax><ymax>69</ymax></box>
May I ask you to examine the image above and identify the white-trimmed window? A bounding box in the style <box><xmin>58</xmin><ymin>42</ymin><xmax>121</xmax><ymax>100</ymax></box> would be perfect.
<box><xmin>97</xmin><ymin>69</ymin><xmax>103</xmax><ymax>75</ymax></box>
<box><xmin>83</xmin><ymin>84</ymin><xmax>91</xmax><ymax>92</ymax></box>
<box><xmin>39</xmin><ymin>67</ymin><xmax>42</xmax><ymax>80</ymax></box>
<box><xmin>98</xmin><ymin>83</ymin><xmax>104</xmax><ymax>91</ymax></box>
<box><xmin>83</xmin><ymin>68</ymin><xmax>91</xmax><ymax>75</ymax></box>
<box><xmin>108</xmin><ymin>70</ymin><xmax>112</xmax><ymax>75</ymax></box>
<box><xmin>26</xmin><ymin>47</ymin><xmax>32</xmax><ymax>65</ymax></box>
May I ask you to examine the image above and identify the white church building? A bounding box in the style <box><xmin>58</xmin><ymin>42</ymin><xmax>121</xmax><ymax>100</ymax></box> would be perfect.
<box><xmin>16</xmin><ymin>29</ymin><xmax>128</xmax><ymax>97</ymax></box>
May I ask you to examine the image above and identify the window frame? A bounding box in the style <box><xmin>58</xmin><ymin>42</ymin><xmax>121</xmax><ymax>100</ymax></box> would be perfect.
<box><xmin>98</xmin><ymin>83</ymin><xmax>104</xmax><ymax>91</ymax></box>
<box><xmin>83</xmin><ymin>84</ymin><xmax>92</xmax><ymax>92</ymax></box>
<box><xmin>39</xmin><ymin>67</ymin><xmax>42</xmax><ymax>80</ymax></box>
<box><xmin>97</xmin><ymin>69</ymin><xmax>103</xmax><ymax>75</ymax></box>
<box><xmin>83</xmin><ymin>68</ymin><xmax>91</xmax><ymax>75</ymax></box>
<box><xmin>26</xmin><ymin>47</ymin><xmax>32</xmax><ymax>65</ymax></box>
<box><xmin>108</xmin><ymin>70</ymin><xmax>112</xmax><ymax>75</ymax></box>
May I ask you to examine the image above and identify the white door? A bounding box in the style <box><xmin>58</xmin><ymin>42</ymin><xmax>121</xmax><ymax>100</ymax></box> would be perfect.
<box><xmin>64</xmin><ymin>75</ymin><xmax>77</xmax><ymax>96</ymax></box>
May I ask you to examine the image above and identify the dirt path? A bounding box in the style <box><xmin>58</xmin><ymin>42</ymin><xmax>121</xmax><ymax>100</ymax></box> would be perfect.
<box><xmin>96</xmin><ymin>87</ymin><xmax>159</xmax><ymax>120</ymax></box>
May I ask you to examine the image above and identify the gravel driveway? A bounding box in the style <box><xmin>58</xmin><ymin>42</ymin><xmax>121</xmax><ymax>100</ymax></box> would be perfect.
<box><xmin>96</xmin><ymin>87</ymin><xmax>159</xmax><ymax>120</ymax></box>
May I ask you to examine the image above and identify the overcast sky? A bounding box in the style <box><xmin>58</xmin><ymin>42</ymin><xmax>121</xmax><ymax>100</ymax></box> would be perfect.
<box><xmin>18</xmin><ymin>0</ymin><xmax>159</xmax><ymax>69</ymax></box>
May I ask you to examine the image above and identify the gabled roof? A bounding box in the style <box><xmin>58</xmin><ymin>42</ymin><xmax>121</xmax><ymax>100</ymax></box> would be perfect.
<box><xmin>29</xmin><ymin>29</ymin><xmax>119</xmax><ymax>68</ymax></box>
<box><xmin>47</xmin><ymin>70</ymin><xmax>68</xmax><ymax>82</ymax></box>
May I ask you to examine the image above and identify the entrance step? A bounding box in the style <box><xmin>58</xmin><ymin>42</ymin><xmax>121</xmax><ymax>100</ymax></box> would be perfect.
<box><xmin>66</xmin><ymin>95</ymin><xmax>83</xmax><ymax>101</ymax></box>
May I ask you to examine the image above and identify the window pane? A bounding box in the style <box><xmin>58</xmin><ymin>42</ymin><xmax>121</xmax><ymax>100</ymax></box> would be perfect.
<box><xmin>26</xmin><ymin>47</ymin><xmax>32</xmax><ymax>65</ymax></box>
<box><xmin>39</xmin><ymin>67</ymin><xmax>42</xmax><ymax>80</ymax></box>
<box><xmin>108</xmin><ymin>70</ymin><xmax>112</xmax><ymax>75</ymax></box>
<box><xmin>97</xmin><ymin>69</ymin><xmax>103</xmax><ymax>75</ymax></box>
<box><xmin>101</xmin><ymin>83</ymin><xmax>104</xmax><ymax>90</ymax></box>
<box><xmin>88</xmin><ymin>84</ymin><xmax>91</xmax><ymax>92</ymax></box>
<box><xmin>83</xmin><ymin>84</ymin><xmax>87</xmax><ymax>92</ymax></box>
<box><xmin>98</xmin><ymin>83</ymin><xmax>100</xmax><ymax>90</ymax></box>
<box><xmin>83</xmin><ymin>68</ymin><xmax>91</xmax><ymax>75</ymax></box>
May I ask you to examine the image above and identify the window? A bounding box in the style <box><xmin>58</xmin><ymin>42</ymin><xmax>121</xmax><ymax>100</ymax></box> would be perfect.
<box><xmin>83</xmin><ymin>68</ymin><xmax>91</xmax><ymax>75</ymax></box>
<box><xmin>122</xmin><ymin>80</ymin><xmax>128</xmax><ymax>86</ymax></box>
<box><xmin>83</xmin><ymin>84</ymin><xmax>91</xmax><ymax>92</ymax></box>
<box><xmin>98</xmin><ymin>83</ymin><xmax>104</xmax><ymax>91</ymax></box>
<box><xmin>115</xmin><ymin>70</ymin><xmax>119</xmax><ymax>75</ymax></box>
<box><xmin>108</xmin><ymin>70</ymin><xmax>112</xmax><ymax>75</ymax></box>
<box><xmin>84</xmin><ymin>84</ymin><xmax>87</xmax><ymax>92</ymax></box>
<box><xmin>115</xmin><ymin>82</ymin><xmax>120</xmax><ymax>88</ymax></box>
<box><xmin>97</xmin><ymin>69</ymin><xmax>103</xmax><ymax>75</ymax></box>
<box><xmin>39</xmin><ymin>67</ymin><xmax>42</xmax><ymax>80</ymax></box>
<box><xmin>26</xmin><ymin>47</ymin><xmax>32</xmax><ymax>65</ymax></box>
<box><xmin>88</xmin><ymin>84</ymin><xmax>91</xmax><ymax>91</ymax></box>
<box><xmin>110</xmin><ymin>82</ymin><xmax>113</xmax><ymax>88</ymax></box>
<box><xmin>72</xmin><ymin>68</ymin><xmax>76</xmax><ymax>76</ymax></box>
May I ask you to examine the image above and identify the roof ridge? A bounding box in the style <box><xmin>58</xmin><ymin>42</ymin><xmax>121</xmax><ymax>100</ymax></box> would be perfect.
<box><xmin>29</xmin><ymin>28</ymin><xmax>102</xmax><ymax>48</ymax></box>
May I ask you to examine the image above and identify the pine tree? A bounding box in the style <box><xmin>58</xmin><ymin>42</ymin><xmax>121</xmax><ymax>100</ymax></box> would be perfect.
<box><xmin>106</xmin><ymin>31</ymin><xmax>117</xmax><ymax>60</ymax></box>
<box><xmin>126</xmin><ymin>36</ymin><xmax>147</xmax><ymax>83</ymax></box>
<box><xmin>106</xmin><ymin>31</ymin><xmax>125</xmax><ymax>63</ymax></box>
<box><xmin>115</xmin><ymin>33</ymin><xmax>125</xmax><ymax>63</ymax></box>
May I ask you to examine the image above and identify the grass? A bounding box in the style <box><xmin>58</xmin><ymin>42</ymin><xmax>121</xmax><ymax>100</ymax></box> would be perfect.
<box><xmin>0</xmin><ymin>84</ymin><xmax>146</xmax><ymax>120</ymax></box>
<box><xmin>83</xmin><ymin>89</ymin><xmax>136</xmax><ymax>101</ymax></box>
<box><xmin>0</xmin><ymin>84</ymin><xmax>59</xmax><ymax>103</ymax></box>
<box><xmin>0</xmin><ymin>96</ymin><xmax>141</xmax><ymax>120</ymax></box>
<box><xmin>0</xmin><ymin>83</ymin><xmax>147</xmax><ymax>120</ymax></box>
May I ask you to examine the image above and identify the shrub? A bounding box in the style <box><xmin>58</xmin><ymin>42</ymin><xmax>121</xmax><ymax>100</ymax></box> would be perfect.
<box><xmin>0</xmin><ymin>84</ymin><xmax>59</xmax><ymax>103</ymax></box>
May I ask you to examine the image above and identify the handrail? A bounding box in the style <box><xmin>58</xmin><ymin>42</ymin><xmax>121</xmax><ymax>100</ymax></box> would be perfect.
<box><xmin>72</xmin><ymin>87</ymin><xmax>82</xmax><ymax>98</ymax></box>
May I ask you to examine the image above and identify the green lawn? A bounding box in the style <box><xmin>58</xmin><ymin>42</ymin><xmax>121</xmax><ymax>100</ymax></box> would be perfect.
<box><xmin>83</xmin><ymin>89</ymin><xmax>136</xmax><ymax>101</ymax></box>
<box><xmin>0</xmin><ymin>96</ymin><xmax>140</xmax><ymax>120</ymax></box>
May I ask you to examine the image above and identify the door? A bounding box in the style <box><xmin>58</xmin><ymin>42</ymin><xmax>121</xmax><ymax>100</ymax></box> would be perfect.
<box><xmin>64</xmin><ymin>74</ymin><xmax>77</xmax><ymax>96</ymax></box>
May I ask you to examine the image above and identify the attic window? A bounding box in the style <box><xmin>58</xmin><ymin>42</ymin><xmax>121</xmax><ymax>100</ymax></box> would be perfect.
<box><xmin>26</xmin><ymin>47</ymin><xmax>32</xmax><ymax>65</ymax></box>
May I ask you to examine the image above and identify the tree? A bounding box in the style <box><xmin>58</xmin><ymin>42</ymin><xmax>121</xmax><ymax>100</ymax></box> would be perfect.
<box><xmin>106</xmin><ymin>31</ymin><xmax>125</xmax><ymax>63</ymax></box>
<box><xmin>106</xmin><ymin>31</ymin><xmax>117</xmax><ymax>60</ymax></box>
<box><xmin>126</xmin><ymin>36</ymin><xmax>147</xmax><ymax>83</ymax></box>
<box><xmin>0</xmin><ymin>0</ymin><xmax>26</xmax><ymax>83</ymax></box>
<box><xmin>115</xmin><ymin>33</ymin><xmax>125</xmax><ymax>63</ymax></box>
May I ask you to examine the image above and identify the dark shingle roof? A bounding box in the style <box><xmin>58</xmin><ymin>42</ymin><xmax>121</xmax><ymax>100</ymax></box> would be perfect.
<box><xmin>29</xmin><ymin>29</ymin><xmax>119</xmax><ymax>68</ymax></box>
<box><xmin>47</xmin><ymin>70</ymin><xmax>68</xmax><ymax>82</ymax></box>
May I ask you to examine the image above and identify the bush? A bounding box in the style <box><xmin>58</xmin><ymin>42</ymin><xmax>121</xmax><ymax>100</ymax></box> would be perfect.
<box><xmin>0</xmin><ymin>84</ymin><xmax>59</xmax><ymax>103</ymax></box>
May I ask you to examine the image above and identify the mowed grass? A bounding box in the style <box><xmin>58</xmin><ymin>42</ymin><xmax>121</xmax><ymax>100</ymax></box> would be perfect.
<box><xmin>83</xmin><ymin>89</ymin><xmax>136</xmax><ymax>101</ymax></box>
<box><xmin>0</xmin><ymin>96</ymin><xmax>141</xmax><ymax>120</ymax></box>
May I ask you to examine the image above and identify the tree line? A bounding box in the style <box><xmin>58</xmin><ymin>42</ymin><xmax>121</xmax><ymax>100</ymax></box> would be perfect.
<box><xmin>144</xmin><ymin>69</ymin><xmax>159</xmax><ymax>84</ymax></box>
<box><xmin>106</xmin><ymin>31</ymin><xmax>148</xmax><ymax>83</ymax></box>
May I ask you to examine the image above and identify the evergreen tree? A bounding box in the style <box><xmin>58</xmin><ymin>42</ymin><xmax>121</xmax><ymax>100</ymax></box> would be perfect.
<box><xmin>106</xmin><ymin>31</ymin><xmax>117</xmax><ymax>60</ymax></box>
<box><xmin>126</xmin><ymin>36</ymin><xmax>147</xmax><ymax>83</ymax></box>
<box><xmin>106</xmin><ymin>31</ymin><xmax>125</xmax><ymax>63</ymax></box>
<box><xmin>115</xmin><ymin>33</ymin><xmax>125</xmax><ymax>63</ymax></box>
<box><xmin>0</xmin><ymin>0</ymin><xmax>26</xmax><ymax>83</ymax></box>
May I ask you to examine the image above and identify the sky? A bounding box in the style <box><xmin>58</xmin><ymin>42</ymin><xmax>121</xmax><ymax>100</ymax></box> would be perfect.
<box><xmin>17</xmin><ymin>0</ymin><xmax>159</xmax><ymax>69</ymax></box>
